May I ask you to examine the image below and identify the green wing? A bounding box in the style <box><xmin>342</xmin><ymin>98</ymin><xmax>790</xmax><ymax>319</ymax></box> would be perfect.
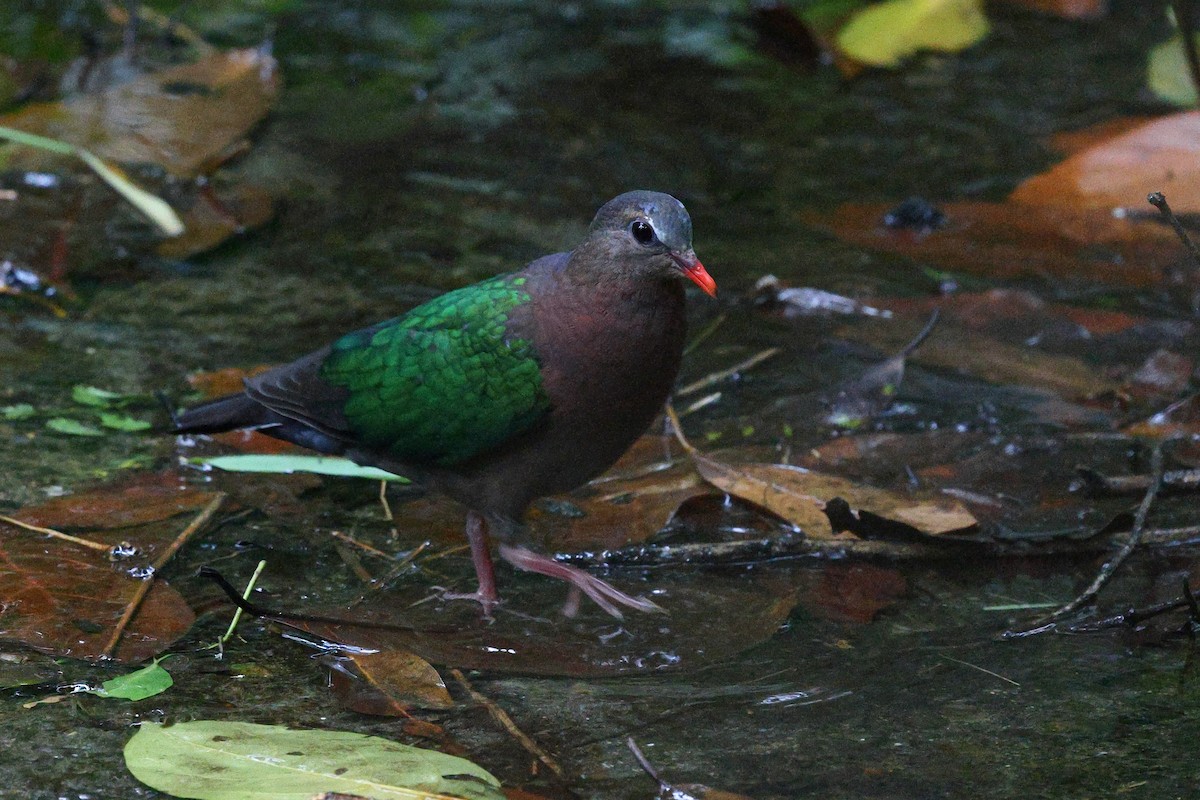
<box><xmin>319</xmin><ymin>275</ymin><xmax>549</xmax><ymax>466</ymax></box>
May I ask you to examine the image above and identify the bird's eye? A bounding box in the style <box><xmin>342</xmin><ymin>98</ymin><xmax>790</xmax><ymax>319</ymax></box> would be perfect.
<box><xmin>630</xmin><ymin>219</ymin><xmax>656</xmax><ymax>245</ymax></box>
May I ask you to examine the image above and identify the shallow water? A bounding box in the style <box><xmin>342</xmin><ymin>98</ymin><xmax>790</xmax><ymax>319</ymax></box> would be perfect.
<box><xmin>3</xmin><ymin>2</ymin><xmax>1199</xmax><ymax>798</ymax></box>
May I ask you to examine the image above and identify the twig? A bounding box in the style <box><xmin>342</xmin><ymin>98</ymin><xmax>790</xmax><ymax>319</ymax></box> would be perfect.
<box><xmin>332</xmin><ymin>529</ymin><xmax>400</xmax><ymax>561</ymax></box>
<box><xmin>682</xmin><ymin>312</ymin><xmax>726</xmax><ymax>356</ymax></box>
<box><xmin>626</xmin><ymin>738</ymin><xmax>667</xmax><ymax>789</ymax></box>
<box><xmin>1148</xmin><ymin>192</ymin><xmax>1200</xmax><ymax>275</ymax></box>
<box><xmin>676</xmin><ymin>347</ymin><xmax>780</xmax><ymax>397</ymax></box>
<box><xmin>940</xmin><ymin>655</ymin><xmax>1019</xmax><ymax>687</ymax></box>
<box><xmin>100</xmin><ymin>492</ymin><xmax>225</xmax><ymax>659</ymax></box>
<box><xmin>0</xmin><ymin>514</ymin><xmax>111</xmax><ymax>552</ymax></box>
<box><xmin>218</xmin><ymin>559</ymin><xmax>266</xmax><ymax>647</ymax></box>
<box><xmin>449</xmin><ymin>668</ymin><xmax>564</xmax><ymax>779</ymax></box>
<box><xmin>1007</xmin><ymin>441</ymin><xmax>1168</xmax><ymax>638</ymax></box>
<box><xmin>1075</xmin><ymin>465</ymin><xmax>1200</xmax><ymax>495</ymax></box>
<box><xmin>333</xmin><ymin>540</ymin><xmax>375</xmax><ymax>585</ymax></box>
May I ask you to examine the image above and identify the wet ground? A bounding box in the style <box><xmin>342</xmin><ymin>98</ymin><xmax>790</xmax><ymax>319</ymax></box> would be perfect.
<box><xmin>4</xmin><ymin>1</ymin><xmax>1200</xmax><ymax>798</ymax></box>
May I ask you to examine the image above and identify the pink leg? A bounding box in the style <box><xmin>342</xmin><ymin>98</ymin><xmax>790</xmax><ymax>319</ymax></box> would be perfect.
<box><xmin>441</xmin><ymin>510</ymin><xmax>500</xmax><ymax>617</ymax></box>
<box><xmin>498</xmin><ymin>544</ymin><xmax>664</xmax><ymax>619</ymax></box>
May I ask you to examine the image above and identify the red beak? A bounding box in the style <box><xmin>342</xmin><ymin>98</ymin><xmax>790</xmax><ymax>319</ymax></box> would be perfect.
<box><xmin>670</xmin><ymin>252</ymin><xmax>718</xmax><ymax>298</ymax></box>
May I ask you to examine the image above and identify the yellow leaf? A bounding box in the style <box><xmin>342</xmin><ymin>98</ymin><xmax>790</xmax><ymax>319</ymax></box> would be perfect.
<box><xmin>1147</xmin><ymin>34</ymin><xmax>1200</xmax><ymax>107</ymax></box>
<box><xmin>837</xmin><ymin>0</ymin><xmax>990</xmax><ymax>68</ymax></box>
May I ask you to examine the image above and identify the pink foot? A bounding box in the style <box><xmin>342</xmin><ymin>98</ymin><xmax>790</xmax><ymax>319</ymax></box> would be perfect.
<box><xmin>438</xmin><ymin>510</ymin><xmax>500</xmax><ymax>619</ymax></box>
<box><xmin>498</xmin><ymin>544</ymin><xmax>664</xmax><ymax>619</ymax></box>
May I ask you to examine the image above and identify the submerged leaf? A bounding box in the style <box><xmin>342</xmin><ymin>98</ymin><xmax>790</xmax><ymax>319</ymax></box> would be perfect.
<box><xmin>99</xmin><ymin>412</ymin><xmax>152</xmax><ymax>432</ymax></box>
<box><xmin>45</xmin><ymin>417</ymin><xmax>104</xmax><ymax>436</ymax></box>
<box><xmin>332</xmin><ymin>651</ymin><xmax>454</xmax><ymax>716</ymax></box>
<box><xmin>690</xmin><ymin>451</ymin><xmax>977</xmax><ymax>539</ymax></box>
<box><xmin>90</xmin><ymin>657</ymin><xmax>174</xmax><ymax>701</ymax></box>
<box><xmin>124</xmin><ymin>721</ymin><xmax>505</xmax><ymax>800</ymax></box>
<box><xmin>1</xmin><ymin>403</ymin><xmax>35</xmax><ymax>420</ymax></box>
<box><xmin>72</xmin><ymin>385</ymin><xmax>125</xmax><ymax>407</ymax></box>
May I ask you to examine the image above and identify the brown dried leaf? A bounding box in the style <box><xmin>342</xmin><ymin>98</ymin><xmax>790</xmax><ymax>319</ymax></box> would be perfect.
<box><xmin>0</xmin><ymin>518</ymin><xmax>194</xmax><ymax>662</ymax></box>
<box><xmin>1010</xmin><ymin>112</ymin><xmax>1200</xmax><ymax>213</ymax></box>
<box><xmin>690</xmin><ymin>451</ymin><xmax>977</xmax><ymax>538</ymax></box>
<box><xmin>0</xmin><ymin>48</ymin><xmax>280</xmax><ymax>178</ymax></box>
<box><xmin>334</xmin><ymin>650</ymin><xmax>454</xmax><ymax>715</ymax></box>
<box><xmin>17</xmin><ymin>471</ymin><xmax>219</xmax><ymax>530</ymax></box>
<box><xmin>801</xmin><ymin>201</ymin><xmax>1183</xmax><ymax>289</ymax></box>
<box><xmin>273</xmin><ymin>573</ymin><xmax>797</xmax><ymax>678</ymax></box>
<box><xmin>157</xmin><ymin>182</ymin><xmax>275</xmax><ymax>259</ymax></box>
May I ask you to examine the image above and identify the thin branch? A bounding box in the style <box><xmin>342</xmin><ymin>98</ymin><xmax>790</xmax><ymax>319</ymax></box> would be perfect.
<box><xmin>0</xmin><ymin>514</ymin><xmax>111</xmax><ymax>552</ymax></box>
<box><xmin>1006</xmin><ymin>441</ymin><xmax>1169</xmax><ymax>638</ymax></box>
<box><xmin>676</xmin><ymin>347</ymin><xmax>780</xmax><ymax>397</ymax></box>
<box><xmin>100</xmin><ymin>492</ymin><xmax>226</xmax><ymax>659</ymax></box>
<box><xmin>449</xmin><ymin>668</ymin><xmax>564</xmax><ymax>779</ymax></box>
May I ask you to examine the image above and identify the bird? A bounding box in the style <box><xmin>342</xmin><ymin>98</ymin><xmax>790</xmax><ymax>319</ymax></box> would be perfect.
<box><xmin>176</xmin><ymin>190</ymin><xmax>716</xmax><ymax>618</ymax></box>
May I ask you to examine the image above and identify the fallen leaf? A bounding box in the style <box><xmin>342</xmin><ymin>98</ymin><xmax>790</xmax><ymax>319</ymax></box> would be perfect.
<box><xmin>237</xmin><ymin>572</ymin><xmax>797</xmax><ymax>678</ymax></box>
<box><xmin>17</xmin><ymin>471</ymin><xmax>218</xmax><ymax>530</ymax></box>
<box><xmin>157</xmin><ymin>182</ymin><xmax>275</xmax><ymax>259</ymax></box>
<box><xmin>810</xmin><ymin>564</ymin><xmax>908</xmax><ymax>623</ymax></box>
<box><xmin>836</xmin><ymin>0</ymin><xmax>989</xmax><ymax>68</ymax></box>
<box><xmin>1147</xmin><ymin>34</ymin><xmax>1199</xmax><ymax>107</ymax></box>
<box><xmin>801</xmin><ymin>201</ymin><xmax>1185</xmax><ymax>289</ymax></box>
<box><xmin>0</xmin><ymin>517</ymin><xmax>195</xmax><ymax>662</ymax></box>
<box><xmin>1009</xmin><ymin>112</ymin><xmax>1200</xmax><ymax>213</ymax></box>
<box><xmin>1</xmin><ymin>47</ymin><xmax>281</xmax><ymax>178</ymax></box>
<box><xmin>44</xmin><ymin>417</ymin><xmax>103</xmax><ymax>436</ymax></box>
<box><xmin>690</xmin><ymin>451</ymin><xmax>977</xmax><ymax>538</ymax></box>
<box><xmin>124</xmin><ymin>721</ymin><xmax>505</xmax><ymax>800</ymax></box>
<box><xmin>88</xmin><ymin>656</ymin><xmax>174</xmax><ymax>701</ymax></box>
<box><xmin>202</xmin><ymin>454</ymin><xmax>409</xmax><ymax>482</ymax></box>
<box><xmin>187</xmin><ymin>365</ymin><xmax>274</xmax><ymax>398</ymax></box>
<box><xmin>332</xmin><ymin>650</ymin><xmax>454</xmax><ymax>716</ymax></box>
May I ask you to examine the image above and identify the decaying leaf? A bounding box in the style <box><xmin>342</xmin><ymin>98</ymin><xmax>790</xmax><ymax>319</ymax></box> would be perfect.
<box><xmin>0</xmin><ymin>516</ymin><xmax>195</xmax><ymax>662</ymax></box>
<box><xmin>689</xmin><ymin>451</ymin><xmax>977</xmax><ymax>539</ymax></box>
<box><xmin>1009</xmin><ymin>112</ymin><xmax>1200</xmax><ymax>214</ymax></box>
<box><xmin>0</xmin><ymin>47</ymin><xmax>280</xmax><ymax>178</ymax></box>
<box><xmin>800</xmin><ymin>201</ymin><xmax>1185</xmax><ymax>290</ymax></box>
<box><xmin>124</xmin><ymin>721</ymin><xmax>506</xmax><ymax>800</ymax></box>
<box><xmin>332</xmin><ymin>650</ymin><xmax>454</xmax><ymax>716</ymax></box>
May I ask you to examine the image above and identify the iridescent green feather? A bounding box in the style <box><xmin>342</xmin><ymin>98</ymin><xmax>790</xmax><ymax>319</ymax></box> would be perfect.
<box><xmin>319</xmin><ymin>274</ymin><xmax>548</xmax><ymax>466</ymax></box>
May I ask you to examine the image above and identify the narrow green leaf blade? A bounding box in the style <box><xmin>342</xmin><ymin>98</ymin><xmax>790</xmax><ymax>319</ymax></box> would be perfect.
<box><xmin>72</xmin><ymin>385</ymin><xmax>124</xmax><ymax>408</ymax></box>
<box><xmin>45</xmin><ymin>418</ymin><xmax>104</xmax><ymax>436</ymax></box>
<box><xmin>99</xmin><ymin>412</ymin><xmax>152</xmax><ymax>432</ymax></box>
<box><xmin>200</xmin><ymin>454</ymin><xmax>409</xmax><ymax>482</ymax></box>
<box><xmin>124</xmin><ymin>721</ymin><xmax>505</xmax><ymax>800</ymax></box>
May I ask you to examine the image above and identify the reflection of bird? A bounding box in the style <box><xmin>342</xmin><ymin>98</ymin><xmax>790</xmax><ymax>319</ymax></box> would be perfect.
<box><xmin>177</xmin><ymin>191</ymin><xmax>716</xmax><ymax>617</ymax></box>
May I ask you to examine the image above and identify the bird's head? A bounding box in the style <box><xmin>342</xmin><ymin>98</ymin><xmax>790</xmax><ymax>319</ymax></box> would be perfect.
<box><xmin>583</xmin><ymin>190</ymin><xmax>717</xmax><ymax>297</ymax></box>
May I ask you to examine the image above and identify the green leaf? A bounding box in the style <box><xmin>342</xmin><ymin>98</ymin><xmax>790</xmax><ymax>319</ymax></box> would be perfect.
<box><xmin>836</xmin><ymin>0</ymin><xmax>989</xmax><ymax>68</ymax></box>
<box><xmin>90</xmin><ymin>657</ymin><xmax>173</xmax><ymax>701</ymax></box>
<box><xmin>45</xmin><ymin>417</ymin><xmax>104</xmax><ymax>436</ymax></box>
<box><xmin>1147</xmin><ymin>34</ymin><xmax>1200</xmax><ymax>107</ymax></box>
<box><xmin>200</xmin><ymin>454</ymin><xmax>409</xmax><ymax>482</ymax></box>
<box><xmin>1</xmin><ymin>403</ymin><xmax>35</xmax><ymax>420</ymax></box>
<box><xmin>124</xmin><ymin>721</ymin><xmax>505</xmax><ymax>800</ymax></box>
<box><xmin>72</xmin><ymin>385</ymin><xmax>125</xmax><ymax>408</ymax></box>
<box><xmin>99</xmin><ymin>412</ymin><xmax>152</xmax><ymax>432</ymax></box>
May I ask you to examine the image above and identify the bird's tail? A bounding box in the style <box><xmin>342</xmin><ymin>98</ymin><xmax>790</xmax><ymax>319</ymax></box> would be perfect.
<box><xmin>174</xmin><ymin>393</ymin><xmax>267</xmax><ymax>434</ymax></box>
